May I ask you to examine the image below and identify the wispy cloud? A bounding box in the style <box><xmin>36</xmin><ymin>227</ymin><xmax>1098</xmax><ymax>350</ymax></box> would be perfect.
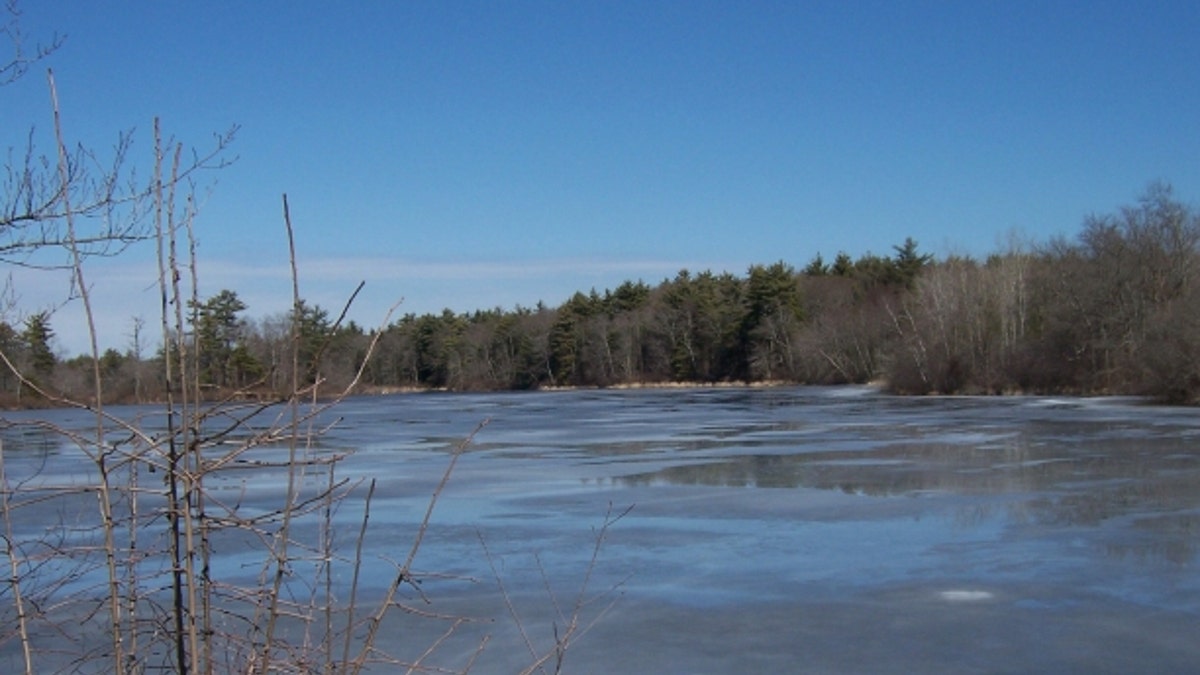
<box><xmin>207</xmin><ymin>255</ymin><xmax>719</xmax><ymax>284</ymax></box>
<box><xmin>11</xmin><ymin>253</ymin><xmax>740</xmax><ymax>356</ymax></box>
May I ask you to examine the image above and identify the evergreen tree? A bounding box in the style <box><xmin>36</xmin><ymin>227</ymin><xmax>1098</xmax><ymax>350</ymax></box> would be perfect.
<box><xmin>0</xmin><ymin>321</ymin><xmax>19</xmax><ymax>393</ymax></box>
<box><xmin>605</xmin><ymin>280</ymin><xmax>651</xmax><ymax>314</ymax></box>
<box><xmin>742</xmin><ymin>262</ymin><xmax>803</xmax><ymax>379</ymax></box>
<box><xmin>549</xmin><ymin>292</ymin><xmax>595</xmax><ymax>385</ymax></box>
<box><xmin>293</xmin><ymin>300</ymin><xmax>333</xmax><ymax>384</ymax></box>
<box><xmin>22</xmin><ymin>311</ymin><xmax>55</xmax><ymax>378</ymax></box>
<box><xmin>831</xmin><ymin>252</ymin><xmax>854</xmax><ymax>277</ymax></box>
<box><xmin>803</xmin><ymin>253</ymin><xmax>828</xmax><ymax>276</ymax></box>
<box><xmin>892</xmin><ymin>237</ymin><xmax>933</xmax><ymax>287</ymax></box>
<box><xmin>192</xmin><ymin>290</ymin><xmax>260</xmax><ymax>388</ymax></box>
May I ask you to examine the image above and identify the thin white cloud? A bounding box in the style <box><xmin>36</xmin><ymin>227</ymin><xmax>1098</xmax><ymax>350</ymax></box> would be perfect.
<box><xmin>263</xmin><ymin>256</ymin><xmax>720</xmax><ymax>283</ymax></box>
<box><xmin>8</xmin><ymin>253</ymin><xmax>743</xmax><ymax>356</ymax></box>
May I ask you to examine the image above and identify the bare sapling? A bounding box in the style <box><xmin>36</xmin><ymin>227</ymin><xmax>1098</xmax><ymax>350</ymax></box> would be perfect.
<box><xmin>479</xmin><ymin>502</ymin><xmax>633</xmax><ymax>675</ymax></box>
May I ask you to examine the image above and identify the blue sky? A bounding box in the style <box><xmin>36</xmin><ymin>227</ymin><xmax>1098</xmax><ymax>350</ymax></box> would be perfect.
<box><xmin>6</xmin><ymin>1</ymin><xmax>1200</xmax><ymax>355</ymax></box>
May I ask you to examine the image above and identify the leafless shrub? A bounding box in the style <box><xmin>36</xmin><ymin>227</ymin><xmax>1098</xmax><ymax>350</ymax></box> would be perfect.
<box><xmin>0</xmin><ymin>39</ymin><xmax>620</xmax><ymax>674</ymax></box>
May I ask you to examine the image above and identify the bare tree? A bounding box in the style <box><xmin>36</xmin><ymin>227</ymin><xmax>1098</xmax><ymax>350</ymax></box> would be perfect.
<box><xmin>1</xmin><ymin>3</ymin><xmax>236</xmax><ymax>274</ymax></box>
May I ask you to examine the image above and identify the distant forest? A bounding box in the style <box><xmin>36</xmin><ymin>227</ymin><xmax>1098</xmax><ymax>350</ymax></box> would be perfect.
<box><xmin>7</xmin><ymin>183</ymin><xmax>1200</xmax><ymax>405</ymax></box>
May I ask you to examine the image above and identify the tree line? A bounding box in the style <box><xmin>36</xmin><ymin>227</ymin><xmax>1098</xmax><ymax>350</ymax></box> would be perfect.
<box><xmin>6</xmin><ymin>183</ymin><xmax>1200</xmax><ymax>405</ymax></box>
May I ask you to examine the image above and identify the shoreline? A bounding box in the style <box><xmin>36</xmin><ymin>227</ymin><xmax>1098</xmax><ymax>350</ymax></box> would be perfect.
<box><xmin>0</xmin><ymin>380</ymin><xmax>1168</xmax><ymax>411</ymax></box>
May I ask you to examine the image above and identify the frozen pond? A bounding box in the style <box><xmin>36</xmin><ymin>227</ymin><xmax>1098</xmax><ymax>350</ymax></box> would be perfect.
<box><xmin>3</xmin><ymin>386</ymin><xmax>1199</xmax><ymax>672</ymax></box>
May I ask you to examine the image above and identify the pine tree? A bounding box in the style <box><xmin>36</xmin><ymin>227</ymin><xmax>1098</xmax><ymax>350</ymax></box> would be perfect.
<box><xmin>192</xmin><ymin>290</ymin><xmax>259</xmax><ymax>388</ymax></box>
<box><xmin>22</xmin><ymin>311</ymin><xmax>56</xmax><ymax>378</ymax></box>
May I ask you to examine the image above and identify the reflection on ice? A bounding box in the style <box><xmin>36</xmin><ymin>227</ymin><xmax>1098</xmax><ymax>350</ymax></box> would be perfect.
<box><xmin>939</xmin><ymin>589</ymin><xmax>995</xmax><ymax>602</ymax></box>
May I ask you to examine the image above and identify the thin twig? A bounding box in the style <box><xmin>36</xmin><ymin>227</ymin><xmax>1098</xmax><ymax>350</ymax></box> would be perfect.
<box><xmin>338</xmin><ymin>478</ymin><xmax>375</xmax><ymax>672</ymax></box>
<box><xmin>478</xmin><ymin>531</ymin><xmax>541</xmax><ymax>669</ymax></box>
<box><xmin>48</xmin><ymin>66</ymin><xmax>127</xmax><ymax>673</ymax></box>
<box><xmin>348</xmin><ymin>419</ymin><xmax>489</xmax><ymax>675</ymax></box>
<box><xmin>0</xmin><ymin>439</ymin><xmax>35</xmax><ymax>674</ymax></box>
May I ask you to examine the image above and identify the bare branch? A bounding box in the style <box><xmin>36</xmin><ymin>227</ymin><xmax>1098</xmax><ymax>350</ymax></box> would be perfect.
<box><xmin>0</xmin><ymin>0</ymin><xmax>63</xmax><ymax>87</ymax></box>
